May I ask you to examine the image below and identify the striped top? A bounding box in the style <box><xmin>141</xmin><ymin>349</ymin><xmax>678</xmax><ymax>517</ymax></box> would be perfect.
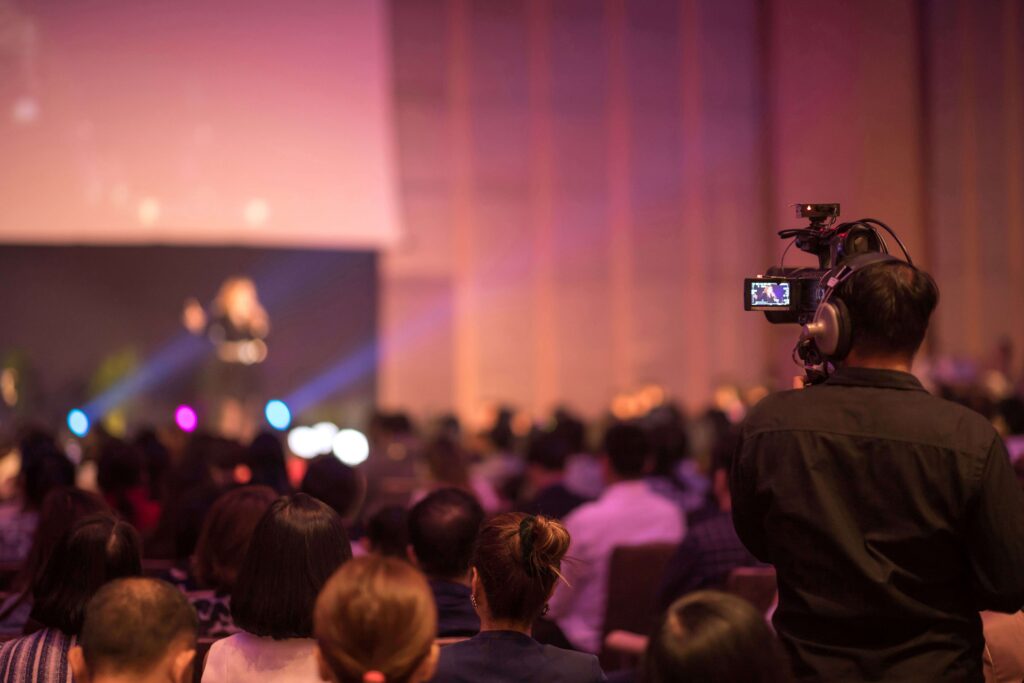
<box><xmin>0</xmin><ymin>628</ymin><xmax>76</xmax><ymax>683</ymax></box>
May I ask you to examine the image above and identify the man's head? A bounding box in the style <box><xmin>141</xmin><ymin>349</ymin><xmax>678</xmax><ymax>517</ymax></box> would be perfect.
<box><xmin>602</xmin><ymin>422</ymin><xmax>650</xmax><ymax>480</ymax></box>
<box><xmin>834</xmin><ymin>260</ymin><xmax>939</xmax><ymax>364</ymax></box>
<box><xmin>407</xmin><ymin>488</ymin><xmax>484</xmax><ymax>581</ymax></box>
<box><xmin>69</xmin><ymin>578</ymin><xmax>197</xmax><ymax>683</ymax></box>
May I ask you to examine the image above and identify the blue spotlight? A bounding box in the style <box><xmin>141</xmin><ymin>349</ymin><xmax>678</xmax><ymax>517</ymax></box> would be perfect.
<box><xmin>67</xmin><ymin>409</ymin><xmax>90</xmax><ymax>437</ymax></box>
<box><xmin>264</xmin><ymin>399</ymin><xmax>292</xmax><ymax>431</ymax></box>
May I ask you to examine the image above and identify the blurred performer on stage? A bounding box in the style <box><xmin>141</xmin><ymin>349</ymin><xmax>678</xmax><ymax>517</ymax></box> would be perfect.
<box><xmin>183</xmin><ymin>276</ymin><xmax>269</xmax><ymax>437</ymax></box>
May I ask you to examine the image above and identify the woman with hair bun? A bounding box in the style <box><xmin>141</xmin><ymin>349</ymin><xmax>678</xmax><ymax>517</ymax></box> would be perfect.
<box><xmin>431</xmin><ymin>512</ymin><xmax>606</xmax><ymax>683</ymax></box>
<box><xmin>314</xmin><ymin>556</ymin><xmax>439</xmax><ymax>683</ymax></box>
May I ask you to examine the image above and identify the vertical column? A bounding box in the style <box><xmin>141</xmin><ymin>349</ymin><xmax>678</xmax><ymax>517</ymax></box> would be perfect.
<box><xmin>955</xmin><ymin>0</ymin><xmax>983</xmax><ymax>354</ymax></box>
<box><xmin>528</xmin><ymin>0</ymin><xmax>558</xmax><ymax>417</ymax></box>
<box><xmin>679</xmin><ymin>0</ymin><xmax>710</xmax><ymax>405</ymax></box>
<box><xmin>1003</xmin><ymin>0</ymin><xmax>1024</xmax><ymax>355</ymax></box>
<box><xmin>447</xmin><ymin>0</ymin><xmax>479</xmax><ymax>421</ymax></box>
<box><xmin>606</xmin><ymin>0</ymin><xmax>635</xmax><ymax>393</ymax></box>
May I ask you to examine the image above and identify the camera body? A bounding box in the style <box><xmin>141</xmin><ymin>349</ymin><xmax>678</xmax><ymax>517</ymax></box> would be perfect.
<box><xmin>744</xmin><ymin>204</ymin><xmax>885</xmax><ymax>325</ymax></box>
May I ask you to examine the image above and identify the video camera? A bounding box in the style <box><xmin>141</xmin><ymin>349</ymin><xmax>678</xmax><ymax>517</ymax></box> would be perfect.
<box><xmin>744</xmin><ymin>203</ymin><xmax>914</xmax><ymax>382</ymax></box>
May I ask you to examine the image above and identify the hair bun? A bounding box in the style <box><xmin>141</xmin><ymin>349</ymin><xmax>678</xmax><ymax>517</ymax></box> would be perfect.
<box><xmin>522</xmin><ymin>515</ymin><xmax>570</xmax><ymax>576</ymax></box>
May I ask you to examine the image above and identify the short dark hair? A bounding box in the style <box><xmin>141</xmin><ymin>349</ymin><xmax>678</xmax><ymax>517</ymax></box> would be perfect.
<box><xmin>231</xmin><ymin>493</ymin><xmax>352</xmax><ymax>639</ymax></box>
<box><xmin>526</xmin><ymin>431</ymin><xmax>572</xmax><ymax>472</ymax></box>
<box><xmin>80</xmin><ymin>578</ymin><xmax>197</xmax><ymax>676</ymax></box>
<box><xmin>640</xmin><ymin>590</ymin><xmax>792</xmax><ymax>683</ymax></box>
<box><xmin>19</xmin><ymin>431</ymin><xmax>75</xmax><ymax>510</ymax></box>
<box><xmin>300</xmin><ymin>454</ymin><xmax>363</xmax><ymax>518</ymax></box>
<box><xmin>246</xmin><ymin>432</ymin><xmax>292</xmax><ymax>496</ymax></box>
<box><xmin>407</xmin><ymin>488</ymin><xmax>483</xmax><ymax>580</ymax></box>
<box><xmin>31</xmin><ymin>513</ymin><xmax>143</xmax><ymax>634</ymax></box>
<box><xmin>835</xmin><ymin>261</ymin><xmax>939</xmax><ymax>357</ymax></box>
<box><xmin>366</xmin><ymin>505</ymin><xmax>409</xmax><ymax>559</ymax></box>
<box><xmin>603</xmin><ymin>422</ymin><xmax>649</xmax><ymax>478</ymax></box>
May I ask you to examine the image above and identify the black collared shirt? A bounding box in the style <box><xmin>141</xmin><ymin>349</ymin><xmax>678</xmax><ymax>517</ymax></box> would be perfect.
<box><xmin>732</xmin><ymin>367</ymin><xmax>1024</xmax><ymax>682</ymax></box>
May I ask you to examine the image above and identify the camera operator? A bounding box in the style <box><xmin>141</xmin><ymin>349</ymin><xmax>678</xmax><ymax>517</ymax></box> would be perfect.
<box><xmin>731</xmin><ymin>260</ymin><xmax>1024</xmax><ymax>682</ymax></box>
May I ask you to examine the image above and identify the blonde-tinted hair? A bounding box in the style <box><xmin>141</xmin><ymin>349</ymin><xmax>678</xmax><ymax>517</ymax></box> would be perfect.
<box><xmin>314</xmin><ymin>556</ymin><xmax>436</xmax><ymax>683</ymax></box>
<box><xmin>473</xmin><ymin>512</ymin><xmax>570</xmax><ymax>624</ymax></box>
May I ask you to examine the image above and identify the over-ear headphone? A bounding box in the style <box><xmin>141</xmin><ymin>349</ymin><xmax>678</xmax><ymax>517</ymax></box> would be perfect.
<box><xmin>802</xmin><ymin>251</ymin><xmax>902</xmax><ymax>362</ymax></box>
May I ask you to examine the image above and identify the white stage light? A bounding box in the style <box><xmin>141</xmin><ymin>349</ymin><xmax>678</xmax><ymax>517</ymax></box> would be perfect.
<box><xmin>287</xmin><ymin>426</ymin><xmax>319</xmax><ymax>459</ymax></box>
<box><xmin>332</xmin><ymin>429</ymin><xmax>369</xmax><ymax>466</ymax></box>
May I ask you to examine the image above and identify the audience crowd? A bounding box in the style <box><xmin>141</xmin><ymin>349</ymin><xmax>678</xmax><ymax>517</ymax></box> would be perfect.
<box><xmin>0</xmin><ymin>350</ymin><xmax>1019</xmax><ymax>682</ymax></box>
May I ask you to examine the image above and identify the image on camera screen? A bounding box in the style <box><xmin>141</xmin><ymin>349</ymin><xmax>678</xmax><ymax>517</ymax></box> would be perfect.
<box><xmin>750</xmin><ymin>281</ymin><xmax>790</xmax><ymax>308</ymax></box>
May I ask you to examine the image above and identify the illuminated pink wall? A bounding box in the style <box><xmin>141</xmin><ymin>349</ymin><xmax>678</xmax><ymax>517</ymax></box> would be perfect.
<box><xmin>380</xmin><ymin>0</ymin><xmax>1024</xmax><ymax>420</ymax></box>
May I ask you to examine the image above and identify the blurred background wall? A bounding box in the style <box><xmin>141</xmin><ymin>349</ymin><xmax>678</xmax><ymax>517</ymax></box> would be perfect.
<box><xmin>380</xmin><ymin>0</ymin><xmax>1024</xmax><ymax>420</ymax></box>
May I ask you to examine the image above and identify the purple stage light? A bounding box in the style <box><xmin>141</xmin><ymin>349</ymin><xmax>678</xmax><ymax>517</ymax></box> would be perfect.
<box><xmin>175</xmin><ymin>404</ymin><xmax>198</xmax><ymax>432</ymax></box>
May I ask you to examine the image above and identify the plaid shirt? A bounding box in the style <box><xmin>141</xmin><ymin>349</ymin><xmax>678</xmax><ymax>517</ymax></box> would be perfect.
<box><xmin>657</xmin><ymin>508</ymin><xmax>759</xmax><ymax>611</ymax></box>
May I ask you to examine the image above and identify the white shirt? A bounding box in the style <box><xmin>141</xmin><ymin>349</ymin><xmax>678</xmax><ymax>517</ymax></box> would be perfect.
<box><xmin>547</xmin><ymin>479</ymin><xmax>686</xmax><ymax>653</ymax></box>
<box><xmin>202</xmin><ymin>632</ymin><xmax>319</xmax><ymax>683</ymax></box>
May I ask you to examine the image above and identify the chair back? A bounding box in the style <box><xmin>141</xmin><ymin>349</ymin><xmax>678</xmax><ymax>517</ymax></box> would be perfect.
<box><xmin>600</xmin><ymin>542</ymin><xmax>676</xmax><ymax>668</ymax></box>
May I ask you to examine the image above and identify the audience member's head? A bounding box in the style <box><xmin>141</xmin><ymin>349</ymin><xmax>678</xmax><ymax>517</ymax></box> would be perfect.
<box><xmin>552</xmin><ymin>408</ymin><xmax>586</xmax><ymax>454</ymax></box>
<box><xmin>301</xmin><ymin>454</ymin><xmax>363</xmax><ymax>519</ymax></box>
<box><xmin>231</xmin><ymin>493</ymin><xmax>352</xmax><ymax>639</ymax></box>
<box><xmin>526</xmin><ymin>431</ymin><xmax>572</xmax><ymax>474</ymax></box>
<box><xmin>834</xmin><ymin>260</ymin><xmax>939</xmax><ymax>362</ymax></box>
<box><xmin>602</xmin><ymin>422</ymin><xmax>650</xmax><ymax>480</ymax></box>
<box><xmin>19</xmin><ymin>430</ymin><xmax>75</xmax><ymax>510</ymax></box>
<box><xmin>640</xmin><ymin>590</ymin><xmax>792</xmax><ymax>683</ymax></box>
<box><xmin>30</xmin><ymin>513</ymin><xmax>143</xmax><ymax>634</ymax></box>
<box><xmin>423</xmin><ymin>436</ymin><xmax>469</xmax><ymax>488</ymax></box>
<box><xmin>471</xmin><ymin>512</ymin><xmax>569</xmax><ymax>628</ymax></box>
<box><xmin>314</xmin><ymin>556</ymin><xmax>438</xmax><ymax>683</ymax></box>
<box><xmin>246</xmin><ymin>431</ymin><xmax>292</xmax><ymax>495</ymax></box>
<box><xmin>70</xmin><ymin>578</ymin><xmax>197</xmax><ymax>683</ymax></box>
<box><xmin>366</xmin><ymin>505</ymin><xmax>409</xmax><ymax>558</ymax></box>
<box><xmin>407</xmin><ymin>488</ymin><xmax>483</xmax><ymax>582</ymax></box>
<box><xmin>133</xmin><ymin>428</ymin><xmax>171</xmax><ymax>501</ymax></box>
<box><xmin>192</xmin><ymin>485</ymin><xmax>278</xmax><ymax>593</ymax></box>
<box><xmin>17</xmin><ymin>486</ymin><xmax>109</xmax><ymax>591</ymax></box>
<box><xmin>96</xmin><ymin>438</ymin><xmax>147</xmax><ymax>522</ymax></box>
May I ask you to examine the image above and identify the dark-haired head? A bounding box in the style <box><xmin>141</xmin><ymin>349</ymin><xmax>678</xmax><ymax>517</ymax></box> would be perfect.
<box><xmin>30</xmin><ymin>513</ymin><xmax>142</xmax><ymax>634</ymax></box>
<box><xmin>526</xmin><ymin>431</ymin><xmax>572</xmax><ymax>473</ymax></box>
<box><xmin>193</xmin><ymin>485</ymin><xmax>278</xmax><ymax>593</ymax></box>
<box><xmin>96</xmin><ymin>437</ymin><xmax>146</xmax><ymax>522</ymax></box>
<box><xmin>408</xmin><ymin>488</ymin><xmax>483</xmax><ymax>581</ymax></box>
<box><xmin>301</xmin><ymin>454</ymin><xmax>363</xmax><ymax>519</ymax></box>
<box><xmin>314</xmin><ymin>556</ymin><xmax>438</xmax><ymax>683</ymax></box>
<box><xmin>603</xmin><ymin>422</ymin><xmax>649</xmax><ymax>479</ymax></box>
<box><xmin>231</xmin><ymin>493</ymin><xmax>352</xmax><ymax>639</ymax></box>
<box><xmin>640</xmin><ymin>590</ymin><xmax>792</xmax><ymax>683</ymax></box>
<box><xmin>366</xmin><ymin>505</ymin><xmax>409</xmax><ymax>558</ymax></box>
<box><xmin>247</xmin><ymin>431</ymin><xmax>293</xmax><ymax>495</ymax></box>
<box><xmin>133</xmin><ymin>428</ymin><xmax>171</xmax><ymax>500</ymax></box>
<box><xmin>16</xmin><ymin>486</ymin><xmax>108</xmax><ymax>592</ymax></box>
<box><xmin>835</xmin><ymin>261</ymin><xmax>939</xmax><ymax>361</ymax></box>
<box><xmin>71</xmin><ymin>577</ymin><xmax>197</xmax><ymax>681</ymax></box>
<box><xmin>471</xmin><ymin>512</ymin><xmax>569</xmax><ymax>627</ymax></box>
<box><xmin>18</xmin><ymin>431</ymin><xmax>74</xmax><ymax>511</ymax></box>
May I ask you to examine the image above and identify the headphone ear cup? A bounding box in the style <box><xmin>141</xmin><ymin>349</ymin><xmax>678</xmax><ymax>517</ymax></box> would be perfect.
<box><xmin>808</xmin><ymin>301</ymin><xmax>841</xmax><ymax>358</ymax></box>
<box><xmin>830</xmin><ymin>298</ymin><xmax>853</xmax><ymax>361</ymax></box>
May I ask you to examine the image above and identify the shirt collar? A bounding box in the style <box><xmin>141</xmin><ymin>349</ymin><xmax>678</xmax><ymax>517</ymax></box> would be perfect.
<box><xmin>824</xmin><ymin>366</ymin><xmax>927</xmax><ymax>392</ymax></box>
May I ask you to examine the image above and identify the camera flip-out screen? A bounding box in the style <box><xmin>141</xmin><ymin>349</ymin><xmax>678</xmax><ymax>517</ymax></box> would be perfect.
<box><xmin>744</xmin><ymin>279</ymin><xmax>794</xmax><ymax>311</ymax></box>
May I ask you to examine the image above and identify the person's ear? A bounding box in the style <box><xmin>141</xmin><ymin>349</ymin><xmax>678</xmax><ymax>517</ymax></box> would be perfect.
<box><xmin>412</xmin><ymin>642</ymin><xmax>440</xmax><ymax>683</ymax></box>
<box><xmin>68</xmin><ymin>646</ymin><xmax>89</xmax><ymax>683</ymax></box>
<box><xmin>316</xmin><ymin>646</ymin><xmax>334</xmax><ymax>682</ymax></box>
<box><xmin>172</xmin><ymin>648</ymin><xmax>196</xmax><ymax>683</ymax></box>
<box><xmin>406</xmin><ymin>544</ymin><xmax>419</xmax><ymax>567</ymax></box>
